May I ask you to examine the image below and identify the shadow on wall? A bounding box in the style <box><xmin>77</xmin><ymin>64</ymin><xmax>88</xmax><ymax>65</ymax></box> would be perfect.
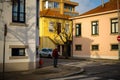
<box><xmin>73</xmin><ymin>36</ymin><xmax>94</xmax><ymax>58</ymax></box>
<box><xmin>4</xmin><ymin>5</ymin><xmax>37</xmax><ymax>71</ymax></box>
<box><xmin>41</xmin><ymin>36</ymin><xmax>56</xmax><ymax>49</ymax></box>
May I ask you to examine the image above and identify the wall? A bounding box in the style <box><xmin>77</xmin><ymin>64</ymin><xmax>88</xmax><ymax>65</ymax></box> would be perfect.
<box><xmin>39</xmin><ymin>17</ymin><xmax>72</xmax><ymax>50</ymax></box>
<box><xmin>0</xmin><ymin>0</ymin><xmax>37</xmax><ymax>72</ymax></box>
<box><xmin>73</xmin><ymin>12</ymin><xmax>119</xmax><ymax>59</ymax></box>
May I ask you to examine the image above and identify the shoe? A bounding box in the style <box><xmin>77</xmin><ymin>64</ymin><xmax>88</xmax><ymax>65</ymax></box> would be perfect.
<box><xmin>54</xmin><ymin>66</ymin><xmax>57</xmax><ymax>68</ymax></box>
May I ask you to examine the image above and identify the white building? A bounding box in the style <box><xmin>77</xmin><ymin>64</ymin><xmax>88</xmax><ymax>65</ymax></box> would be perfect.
<box><xmin>0</xmin><ymin>0</ymin><xmax>39</xmax><ymax>71</ymax></box>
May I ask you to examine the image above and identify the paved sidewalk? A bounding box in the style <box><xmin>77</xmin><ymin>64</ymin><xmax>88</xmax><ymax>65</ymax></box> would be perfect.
<box><xmin>0</xmin><ymin>64</ymin><xmax>83</xmax><ymax>80</ymax></box>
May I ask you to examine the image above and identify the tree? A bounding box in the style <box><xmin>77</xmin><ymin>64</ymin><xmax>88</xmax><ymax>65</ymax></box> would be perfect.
<box><xmin>53</xmin><ymin>22</ymin><xmax>72</xmax><ymax>58</ymax></box>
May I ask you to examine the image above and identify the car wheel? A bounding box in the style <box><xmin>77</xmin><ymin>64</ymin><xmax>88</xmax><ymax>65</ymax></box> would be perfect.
<box><xmin>40</xmin><ymin>54</ymin><xmax>42</xmax><ymax>58</ymax></box>
<box><xmin>48</xmin><ymin>54</ymin><xmax>51</xmax><ymax>58</ymax></box>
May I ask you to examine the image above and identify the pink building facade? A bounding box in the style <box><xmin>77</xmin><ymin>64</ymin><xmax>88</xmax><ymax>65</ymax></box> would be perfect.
<box><xmin>72</xmin><ymin>0</ymin><xmax>120</xmax><ymax>59</ymax></box>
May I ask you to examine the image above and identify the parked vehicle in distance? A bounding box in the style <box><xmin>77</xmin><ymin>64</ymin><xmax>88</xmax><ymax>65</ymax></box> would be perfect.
<box><xmin>39</xmin><ymin>48</ymin><xmax>53</xmax><ymax>57</ymax></box>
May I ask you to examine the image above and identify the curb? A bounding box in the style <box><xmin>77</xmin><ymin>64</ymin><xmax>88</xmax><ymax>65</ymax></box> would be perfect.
<box><xmin>64</xmin><ymin>68</ymin><xmax>85</xmax><ymax>77</ymax></box>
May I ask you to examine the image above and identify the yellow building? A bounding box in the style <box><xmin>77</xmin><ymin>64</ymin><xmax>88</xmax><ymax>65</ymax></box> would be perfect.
<box><xmin>39</xmin><ymin>0</ymin><xmax>78</xmax><ymax>57</ymax></box>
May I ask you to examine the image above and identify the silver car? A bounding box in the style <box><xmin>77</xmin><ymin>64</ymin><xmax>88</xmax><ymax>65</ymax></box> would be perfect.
<box><xmin>39</xmin><ymin>48</ymin><xmax>53</xmax><ymax>57</ymax></box>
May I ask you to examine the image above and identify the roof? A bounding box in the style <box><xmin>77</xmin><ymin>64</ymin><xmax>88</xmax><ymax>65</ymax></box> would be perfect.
<box><xmin>40</xmin><ymin>9</ymin><xmax>71</xmax><ymax>19</ymax></box>
<box><xmin>80</xmin><ymin>0</ymin><xmax>120</xmax><ymax>16</ymax></box>
<box><xmin>64</xmin><ymin>1</ymin><xmax>78</xmax><ymax>6</ymax></box>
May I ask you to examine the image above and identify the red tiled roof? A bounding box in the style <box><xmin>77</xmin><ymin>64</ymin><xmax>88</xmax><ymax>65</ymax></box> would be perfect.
<box><xmin>80</xmin><ymin>0</ymin><xmax>120</xmax><ymax>16</ymax></box>
<box><xmin>40</xmin><ymin>9</ymin><xmax>71</xmax><ymax>19</ymax></box>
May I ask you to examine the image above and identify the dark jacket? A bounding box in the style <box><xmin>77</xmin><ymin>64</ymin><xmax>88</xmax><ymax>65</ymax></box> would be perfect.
<box><xmin>52</xmin><ymin>48</ymin><xmax>59</xmax><ymax>58</ymax></box>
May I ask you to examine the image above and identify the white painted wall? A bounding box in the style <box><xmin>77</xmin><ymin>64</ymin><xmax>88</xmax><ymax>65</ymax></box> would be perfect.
<box><xmin>0</xmin><ymin>0</ymin><xmax>38</xmax><ymax>71</ymax></box>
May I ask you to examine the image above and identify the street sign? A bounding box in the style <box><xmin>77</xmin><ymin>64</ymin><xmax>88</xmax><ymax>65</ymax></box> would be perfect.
<box><xmin>117</xmin><ymin>35</ymin><xmax>120</xmax><ymax>42</ymax></box>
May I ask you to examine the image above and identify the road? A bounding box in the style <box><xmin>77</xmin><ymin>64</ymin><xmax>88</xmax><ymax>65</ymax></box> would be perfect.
<box><xmin>42</xmin><ymin>58</ymin><xmax>120</xmax><ymax>80</ymax></box>
<box><xmin>1</xmin><ymin>58</ymin><xmax>119</xmax><ymax>80</ymax></box>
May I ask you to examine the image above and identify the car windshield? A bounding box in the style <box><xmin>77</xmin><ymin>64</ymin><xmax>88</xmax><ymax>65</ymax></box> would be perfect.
<box><xmin>48</xmin><ymin>49</ymin><xmax>52</xmax><ymax>52</ymax></box>
<box><xmin>42</xmin><ymin>49</ymin><xmax>48</xmax><ymax>52</ymax></box>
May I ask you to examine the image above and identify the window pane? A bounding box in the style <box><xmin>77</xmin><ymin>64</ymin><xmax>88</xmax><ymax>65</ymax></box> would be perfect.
<box><xmin>111</xmin><ymin>44</ymin><xmax>118</xmax><ymax>50</ymax></box>
<box><xmin>12</xmin><ymin>0</ymin><xmax>25</xmax><ymax>23</ymax></box>
<box><xmin>76</xmin><ymin>24</ymin><xmax>81</xmax><ymax>36</ymax></box>
<box><xmin>116</xmin><ymin>23</ymin><xmax>118</xmax><ymax>33</ymax></box>
<box><xmin>92</xmin><ymin>21</ymin><xmax>98</xmax><ymax>35</ymax></box>
<box><xmin>49</xmin><ymin>22</ymin><xmax>54</xmax><ymax>32</ymax></box>
<box><xmin>65</xmin><ymin>23</ymin><xmax>69</xmax><ymax>33</ymax></box>
<box><xmin>20</xmin><ymin>13</ymin><xmax>24</xmax><ymax>21</ymax></box>
<box><xmin>13</xmin><ymin>12</ymin><xmax>18</xmax><ymax>21</ymax></box>
<box><xmin>13</xmin><ymin>2</ymin><xmax>18</xmax><ymax>12</ymax></box>
<box><xmin>92</xmin><ymin>26</ymin><xmax>95</xmax><ymax>34</ymax></box>
<box><xmin>75</xmin><ymin>45</ymin><xmax>82</xmax><ymax>51</ymax></box>
<box><xmin>19</xmin><ymin>49</ymin><xmax>25</xmax><ymax>56</ymax></box>
<box><xmin>111</xmin><ymin>18</ymin><xmax>118</xmax><ymax>34</ymax></box>
<box><xmin>54</xmin><ymin>2</ymin><xmax>59</xmax><ymax>8</ymax></box>
<box><xmin>12</xmin><ymin>48</ymin><xmax>25</xmax><ymax>56</ymax></box>
<box><xmin>48</xmin><ymin>2</ymin><xmax>53</xmax><ymax>8</ymax></box>
<box><xmin>92</xmin><ymin>45</ymin><xmax>99</xmax><ymax>50</ymax></box>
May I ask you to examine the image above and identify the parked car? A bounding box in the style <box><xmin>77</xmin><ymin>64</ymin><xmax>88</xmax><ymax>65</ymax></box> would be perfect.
<box><xmin>39</xmin><ymin>48</ymin><xmax>53</xmax><ymax>57</ymax></box>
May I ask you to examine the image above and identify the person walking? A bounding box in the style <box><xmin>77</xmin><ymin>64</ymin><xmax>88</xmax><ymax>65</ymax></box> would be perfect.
<box><xmin>52</xmin><ymin>46</ymin><xmax>59</xmax><ymax>68</ymax></box>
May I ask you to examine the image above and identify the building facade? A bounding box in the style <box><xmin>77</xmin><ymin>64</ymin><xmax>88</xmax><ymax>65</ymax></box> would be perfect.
<box><xmin>0</xmin><ymin>0</ymin><xmax>39</xmax><ymax>71</ymax></box>
<box><xmin>72</xmin><ymin>0</ymin><xmax>120</xmax><ymax>59</ymax></box>
<box><xmin>39</xmin><ymin>0</ymin><xmax>78</xmax><ymax>57</ymax></box>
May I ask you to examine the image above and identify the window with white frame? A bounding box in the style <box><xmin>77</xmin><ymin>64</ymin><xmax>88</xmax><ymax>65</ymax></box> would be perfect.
<box><xmin>75</xmin><ymin>23</ymin><xmax>81</xmax><ymax>37</ymax></box>
<box><xmin>111</xmin><ymin>18</ymin><xmax>118</xmax><ymax>34</ymax></box>
<box><xmin>91</xmin><ymin>21</ymin><xmax>98</xmax><ymax>35</ymax></box>
<box><xmin>45</xmin><ymin>1</ymin><xmax>59</xmax><ymax>9</ymax></box>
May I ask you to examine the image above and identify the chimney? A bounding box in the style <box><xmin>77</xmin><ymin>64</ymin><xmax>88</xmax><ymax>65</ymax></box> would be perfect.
<box><xmin>101</xmin><ymin>0</ymin><xmax>104</xmax><ymax>7</ymax></box>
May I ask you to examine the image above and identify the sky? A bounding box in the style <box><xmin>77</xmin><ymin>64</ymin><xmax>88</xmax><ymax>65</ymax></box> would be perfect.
<box><xmin>71</xmin><ymin>0</ymin><xmax>109</xmax><ymax>14</ymax></box>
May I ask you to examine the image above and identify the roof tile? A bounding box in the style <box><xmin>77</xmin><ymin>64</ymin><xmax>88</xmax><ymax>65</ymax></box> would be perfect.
<box><xmin>80</xmin><ymin>0</ymin><xmax>120</xmax><ymax>16</ymax></box>
<box><xmin>40</xmin><ymin>9</ymin><xmax>71</xmax><ymax>19</ymax></box>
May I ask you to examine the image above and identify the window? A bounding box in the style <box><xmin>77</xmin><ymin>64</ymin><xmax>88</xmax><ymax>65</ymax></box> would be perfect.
<box><xmin>75</xmin><ymin>45</ymin><xmax>82</xmax><ymax>51</ymax></box>
<box><xmin>65</xmin><ymin>23</ymin><xmax>69</xmax><ymax>34</ymax></box>
<box><xmin>12</xmin><ymin>0</ymin><xmax>25</xmax><ymax>23</ymax></box>
<box><xmin>111</xmin><ymin>18</ymin><xmax>118</xmax><ymax>34</ymax></box>
<box><xmin>92</xmin><ymin>45</ymin><xmax>99</xmax><ymax>51</ymax></box>
<box><xmin>12</xmin><ymin>48</ymin><xmax>25</xmax><ymax>56</ymax></box>
<box><xmin>92</xmin><ymin>21</ymin><xmax>98</xmax><ymax>35</ymax></box>
<box><xmin>54</xmin><ymin>2</ymin><xmax>59</xmax><ymax>8</ymax></box>
<box><xmin>49</xmin><ymin>22</ymin><xmax>55</xmax><ymax>32</ymax></box>
<box><xmin>48</xmin><ymin>1</ymin><xmax>53</xmax><ymax>8</ymax></box>
<box><xmin>64</xmin><ymin>4</ymin><xmax>73</xmax><ymax>11</ymax></box>
<box><xmin>75</xmin><ymin>24</ymin><xmax>81</xmax><ymax>37</ymax></box>
<box><xmin>69</xmin><ymin>6</ymin><xmax>73</xmax><ymax>11</ymax></box>
<box><xmin>111</xmin><ymin>44</ymin><xmax>118</xmax><ymax>50</ymax></box>
<box><xmin>47</xmin><ymin>1</ymin><xmax>59</xmax><ymax>8</ymax></box>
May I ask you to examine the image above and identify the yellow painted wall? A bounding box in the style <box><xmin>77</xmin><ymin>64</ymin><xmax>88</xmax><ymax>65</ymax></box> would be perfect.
<box><xmin>39</xmin><ymin>17</ymin><xmax>72</xmax><ymax>49</ymax></box>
